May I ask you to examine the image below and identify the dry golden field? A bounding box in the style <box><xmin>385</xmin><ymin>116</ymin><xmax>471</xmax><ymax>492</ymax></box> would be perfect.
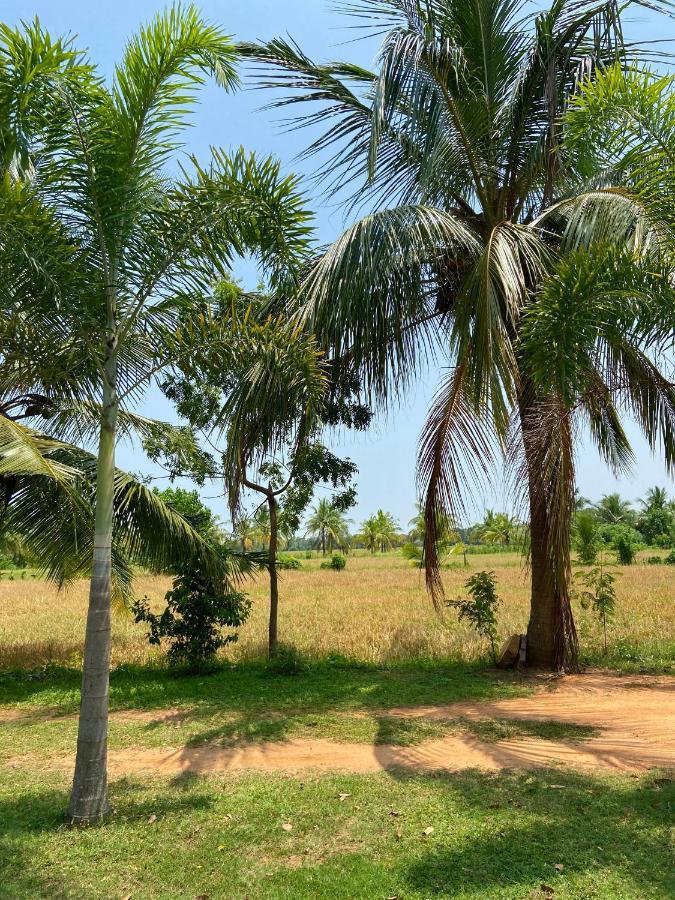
<box><xmin>0</xmin><ymin>551</ymin><xmax>672</xmax><ymax>670</ymax></box>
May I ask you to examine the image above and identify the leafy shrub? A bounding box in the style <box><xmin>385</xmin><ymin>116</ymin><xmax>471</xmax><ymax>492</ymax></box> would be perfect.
<box><xmin>265</xmin><ymin>643</ymin><xmax>308</xmax><ymax>675</ymax></box>
<box><xmin>320</xmin><ymin>552</ymin><xmax>347</xmax><ymax>571</ymax></box>
<box><xmin>614</xmin><ymin>531</ymin><xmax>637</xmax><ymax>565</ymax></box>
<box><xmin>304</xmin><ymin>550</ymin><xmax>313</xmax><ymax>559</ymax></box>
<box><xmin>665</xmin><ymin>550</ymin><xmax>675</xmax><ymax>565</ymax></box>
<box><xmin>132</xmin><ymin>557</ymin><xmax>250</xmax><ymax>673</ymax></box>
<box><xmin>276</xmin><ymin>553</ymin><xmax>301</xmax><ymax>570</ymax></box>
<box><xmin>646</xmin><ymin>556</ymin><xmax>663</xmax><ymax>565</ymax></box>
<box><xmin>447</xmin><ymin>570</ymin><xmax>501</xmax><ymax>661</ymax></box>
<box><xmin>401</xmin><ymin>541</ymin><xmax>422</xmax><ymax>565</ymax></box>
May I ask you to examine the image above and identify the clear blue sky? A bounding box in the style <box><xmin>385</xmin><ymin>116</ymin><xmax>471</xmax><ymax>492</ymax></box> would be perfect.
<box><xmin>9</xmin><ymin>1</ymin><xmax>674</xmax><ymax>528</ymax></box>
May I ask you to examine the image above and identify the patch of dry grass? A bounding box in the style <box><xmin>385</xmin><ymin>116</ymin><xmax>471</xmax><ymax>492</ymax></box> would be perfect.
<box><xmin>0</xmin><ymin>552</ymin><xmax>672</xmax><ymax>670</ymax></box>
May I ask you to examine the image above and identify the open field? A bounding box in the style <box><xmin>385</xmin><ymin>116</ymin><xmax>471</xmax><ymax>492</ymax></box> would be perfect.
<box><xmin>1</xmin><ymin>551</ymin><xmax>673</xmax><ymax>672</ymax></box>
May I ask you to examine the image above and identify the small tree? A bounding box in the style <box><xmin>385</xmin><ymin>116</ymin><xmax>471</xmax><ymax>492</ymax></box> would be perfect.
<box><xmin>575</xmin><ymin>553</ymin><xmax>619</xmax><ymax>654</ymax></box>
<box><xmin>149</xmin><ymin>309</ymin><xmax>369</xmax><ymax>657</ymax></box>
<box><xmin>132</xmin><ymin>556</ymin><xmax>250</xmax><ymax>673</ymax></box>
<box><xmin>448</xmin><ymin>571</ymin><xmax>501</xmax><ymax>662</ymax></box>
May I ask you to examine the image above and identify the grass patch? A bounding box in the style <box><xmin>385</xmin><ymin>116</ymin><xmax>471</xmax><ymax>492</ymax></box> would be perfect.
<box><xmin>0</xmin><ymin>767</ymin><xmax>672</xmax><ymax>899</ymax></box>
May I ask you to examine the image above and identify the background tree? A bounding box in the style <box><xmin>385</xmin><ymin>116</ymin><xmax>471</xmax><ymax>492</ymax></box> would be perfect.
<box><xmin>243</xmin><ymin>0</ymin><xmax>674</xmax><ymax>669</ymax></box>
<box><xmin>305</xmin><ymin>498</ymin><xmax>350</xmax><ymax>555</ymax></box>
<box><xmin>593</xmin><ymin>494</ymin><xmax>636</xmax><ymax>526</ymax></box>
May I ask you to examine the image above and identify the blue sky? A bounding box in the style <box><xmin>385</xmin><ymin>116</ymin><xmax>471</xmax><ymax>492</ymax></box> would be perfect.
<box><xmin>9</xmin><ymin>1</ymin><xmax>674</xmax><ymax>529</ymax></box>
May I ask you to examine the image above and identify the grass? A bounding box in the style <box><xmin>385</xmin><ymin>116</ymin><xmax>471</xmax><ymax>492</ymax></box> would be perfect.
<box><xmin>0</xmin><ymin>767</ymin><xmax>672</xmax><ymax>899</ymax></box>
<box><xmin>1</xmin><ymin>551</ymin><xmax>673</xmax><ymax>672</ymax></box>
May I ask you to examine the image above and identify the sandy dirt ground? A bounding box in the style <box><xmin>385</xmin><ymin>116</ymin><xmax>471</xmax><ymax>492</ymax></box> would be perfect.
<box><xmin>4</xmin><ymin>673</ymin><xmax>674</xmax><ymax>776</ymax></box>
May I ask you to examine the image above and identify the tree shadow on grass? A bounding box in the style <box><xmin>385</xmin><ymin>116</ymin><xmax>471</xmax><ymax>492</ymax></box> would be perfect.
<box><xmin>398</xmin><ymin>768</ymin><xmax>675</xmax><ymax>899</ymax></box>
<box><xmin>0</xmin><ymin>657</ymin><xmax>522</xmax><ymax>717</ymax></box>
<box><xmin>0</xmin><ymin>777</ymin><xmax>217</xmax><ymax>899</ymax></box>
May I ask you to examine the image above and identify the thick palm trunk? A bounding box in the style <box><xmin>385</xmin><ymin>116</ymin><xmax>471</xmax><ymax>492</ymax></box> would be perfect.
<box><xmin>268</xmin><ymin>494</ymin><xmax>279</xmax><ymax>657</ymax></box>
<box><xmin>67</xmin><ymin>355</ymin><xmax>118</xmax><ymax>823</ymax></box>
<box><xmin>519</xmin><ymin>387</ymin><xmax>578</xmax><ymax>671</ymax></box>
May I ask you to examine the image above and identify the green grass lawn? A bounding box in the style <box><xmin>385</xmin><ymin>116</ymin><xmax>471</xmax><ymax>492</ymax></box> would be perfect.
<box><xmin>1</xmin><ymin>767</ymin><xmax>673</xmax><ymax>899</ymax></box>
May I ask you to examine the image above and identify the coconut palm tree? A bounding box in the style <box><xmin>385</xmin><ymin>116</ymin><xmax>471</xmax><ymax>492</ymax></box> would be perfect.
<box><xmin>306</xmin><ymin>497</ymin><xmax>350</xmax><ymax>554</ymax></box>
<box><xmin>359</xmin><ymin>515</ymin><xmax>381</xmax><ymax>553</ymax></box>
<box><xmin>640</xmin><ymin>487</ymin><xmax>669</xmax><ymax>514</ymax></box>
<box><xmin>1</xmin><ymin>7</ymin><xmax>314</xmax><ymax>824</ymax></box>
<box><xmin>475</xmin><ymin>510</ymin><xmax>521</xmax><ymax>546</ymax></box>
<box><xmin>593</xmin><ymin>494</ymin><xmax>635</xmax><ymax>526</ymax></box>
<box><xmin>232</xmin><ymin>515</ymin><xmax>256</xmax><ymax>551</ymax></box>
<box><xmin>243</xmin><ymin>0</ymin><xmax>674</xmax><ymax>669</ymax></box>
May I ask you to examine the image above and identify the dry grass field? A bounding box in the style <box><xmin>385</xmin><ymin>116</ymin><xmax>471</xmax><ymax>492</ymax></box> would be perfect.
<box><xmin>1</xmin><ymin>551</ymin><xmax>672</xmax><ymax>671</ymax></box>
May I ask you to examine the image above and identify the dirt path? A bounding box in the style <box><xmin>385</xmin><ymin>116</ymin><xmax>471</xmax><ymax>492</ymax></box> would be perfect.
<box><xmin>5</xmin><ymin>673</ymin><xmax>674</xmax><ymax>776</ymax></box>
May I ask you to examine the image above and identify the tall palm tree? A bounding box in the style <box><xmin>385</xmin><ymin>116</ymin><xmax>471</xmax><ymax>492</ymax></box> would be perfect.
<box><xmin>306</xmin><ymin>497</ymin><xmax>350</xmax><ymax>554</ymax></box>
<box><xmin>243</xmin><ymin>0</ymin><xmax>674</xmax><ymax>669</ymax></box>
<box><xmin>3</xmin><ymin>7</ymin><xmax>313</xmax><ymax>824</ymax></box>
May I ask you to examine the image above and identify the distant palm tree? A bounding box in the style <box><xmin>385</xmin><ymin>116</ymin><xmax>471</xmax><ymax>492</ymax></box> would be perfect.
<box><xmin>360</xmin><ymin>509</ymin><xmax>400</xmax><ymax>553</ymax></box>
<box><xmin>593</xmin><ymin>494</ymin><xmax>635</xmax><ymax>526</ymax></box>
<box><xmin>475</xmin><ymin>511</ymin><xmax>521</xmax><ymax>547</ymax></box>
<box><xmin>232</xmin><ymin>515</ymin><xmax>256</xmax><ymax>551</ymax></box>
<box><xmin>305</xmin><ymin>498</ymin><xmax>350</xmax><ymax>555</ymax></box>
<box><xmin>640</xmin><ymin>487</ymin><xmax>669</xmax><ymax>514</ymax></box>
<box><xmin>253</xmin><ymin>506</ymin><xmax>272</xmax><ymax>550</ymax></box>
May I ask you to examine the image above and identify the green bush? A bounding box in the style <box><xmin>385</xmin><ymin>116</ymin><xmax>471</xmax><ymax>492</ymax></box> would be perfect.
<box><xmin>614</xmin><ymin>532</ymin><xmax>637</xmax><ymax>565</ymax></box>
<box><xmin>132</xmin><ymin>556</ymin><xmax>251</xmax><ymax>673</ymax></box>
<box><xmin>665</xmin><ymin>550</ymin><xmax>675</xmax><ymax>565</ymax></box>
<box><xmin>320</xmin><ymin>552</ymin><xmax>347</xmax><ymax>571</ymax></box>
<box><xmin>276</xmin><ymin>554</ymin><xmax>302</xmax><ymax>570</ymax></box>
<box><xmin>646</xmin><ymin>555</ymin><xmax>663</xmax><ymax>565</ymax></box>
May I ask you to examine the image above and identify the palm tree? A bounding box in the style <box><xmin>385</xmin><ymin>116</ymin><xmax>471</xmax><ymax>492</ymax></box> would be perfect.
<box><xmin>360</xmin><ymin>509</ymin><xmax>400</xmax><ymax>553</ymax></box>
<box><xmin>475</xmin><ymin>510</ymin><xmax>521</xmax><ymax>546</ymax></box>
<box><xmin>359</xmin><ymin>516</ymin><xmax>380</xmax><ymax>553</ymax></box>
<box><xmin>640</xmin><ymin>487</ymin><xmax>669</xmax><ymax>514</ymax></box>
<box><xmin>243</xmin><ymin>0</ymin><xmax>674</xmax><ymax>669</ymax></box>
<box><xmin>2</xmin><ymin>7</ymin><xmax>313</xmax><ymax>824</ymax></box>
<box><xmin>306</xmin><ymin>498</ymin><xmax>350</xmax><ymax>554</ymax></box>
<box><xmin>232</xmin><ymin>515</ymin><xmax>256</xmax><ymax>551</ymax></box>
<box><xmin>253</xmin><ymin>505</ymin><xmax>272</xmax><ymax>550</ymax></box>
<box><xmin>593</xmin><ymin>494</ymin><xmax>635</xmax><ymax>526</ymax></box>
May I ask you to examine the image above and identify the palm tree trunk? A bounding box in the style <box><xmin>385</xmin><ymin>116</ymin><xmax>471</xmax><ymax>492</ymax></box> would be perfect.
<box><xmin>519</xmin><ymin>386</ymin><xmax>578</xmax><ymax>671</ymax></box>
<box><xmin>268</xmin><ymin>494</ymin><xmax>279</xmax><ymax>657</ymax></box>
<box><xmin>67</xmin><ymin>347</ymin><xmax>118</xmax><ymax>823</ymax></box>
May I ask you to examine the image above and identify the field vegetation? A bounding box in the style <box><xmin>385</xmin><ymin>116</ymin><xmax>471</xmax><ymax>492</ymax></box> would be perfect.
<box><xmin>2</xmin><ymin>552</ymin><xmax>672</xmax><ymax>673</ymax></box>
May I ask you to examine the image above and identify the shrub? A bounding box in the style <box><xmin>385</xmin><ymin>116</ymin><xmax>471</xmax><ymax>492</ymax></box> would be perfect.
<box><xmin>646</xmin><ymin>556</ymin><xmax>663</xmax><ymax>565</ymax></box>
<box><xmin>664</xmin><ymin>549</ymin><xmax>675</xmax><ymax>564</ymax></box>
<box><xmin>320</xmin><ymin>552</ymin><xmax>347</xmax><ymax>571</ymax></box>
<box><xmin>304</xmin><ymin>550</ymin><xmax>313</xmax><ymax>559</ymax></box>
<box><xmin>265</xmin><ymin>643</ymin><xmax>308</xmax><ymax>675</ymax></box>
<box><xmin>614</xmin><ymin>532</ymin><xmax>637</xmax><ymax>565</ymax></box>
<box><xmin>276</xmin><ymin>553</ymin><xmax>301</xmax><ymax>570</ymax></box>
<box><xmin>447</xmin><ymin>570</ymin><xmax>501</xmax><ymax>661</ymax></box>
<box><xmin>132</xmin><ymin>557</ymin><xmax>251</xmax><ymax>673</ymax></box>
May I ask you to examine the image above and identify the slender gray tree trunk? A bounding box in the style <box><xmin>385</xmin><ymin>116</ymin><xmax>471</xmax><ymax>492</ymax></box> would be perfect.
<box><xmin>67</xmin><ymin>321</ymin><xmax>118</xmax><ymax>824</ymax></box>
<box><xmin>268</xmin><ymin>494</ymin><xmax>279</xmax><ymax>657</ymax></box>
